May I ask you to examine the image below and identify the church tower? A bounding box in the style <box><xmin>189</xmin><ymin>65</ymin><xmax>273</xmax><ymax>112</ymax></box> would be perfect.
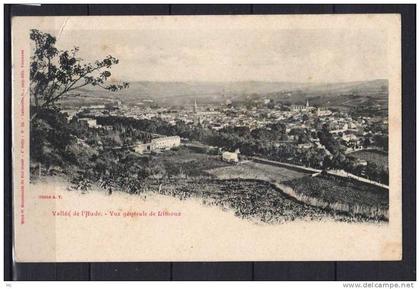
<box><xmin>306</xmin><ymin>99</ymin><xmax>309</xmax><ymax>107</ymax></box>
<box><xmin>194</xmin><ymin>99</ymin><xmax>198</xmax><ymax>114</ymax></box>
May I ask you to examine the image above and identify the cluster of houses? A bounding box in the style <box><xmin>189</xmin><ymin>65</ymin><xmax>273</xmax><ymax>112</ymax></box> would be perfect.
<box><xmin>65</xmin><ymin>97</ymin><xmax>386</xmax><ymax>169</ymax></box>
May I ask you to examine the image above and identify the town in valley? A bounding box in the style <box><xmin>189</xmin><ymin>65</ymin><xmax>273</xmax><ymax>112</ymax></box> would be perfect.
<box><xmin>29</xmin><ymin>27</ymin><xmax>390</xmax><ymax>224</ymax></box>
<box><xmin>32</xmin><ymin>80</ymin><xmax>389</xmax><ymax>224</ymax></box>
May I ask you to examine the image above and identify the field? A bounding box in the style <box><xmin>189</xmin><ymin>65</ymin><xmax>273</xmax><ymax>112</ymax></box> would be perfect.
<box><xmin>349</xmin><ymin>150</ymin><xmax>388</xmax><ymax>169</ymax></box>
<box><xmin>142</xmin><ymin>148</ymin><xmax>387</xmax><ymax>223</ymax></box>
<box><xmin>206</xmin><ymin>161</ymin><xmax>308</xmax><ymax>183</ymax></box>
<box><xmin>149</xmin><ymin>147</ymin><xmax>230</xmax><ymax>177</ymax></box>
<box><xmin>141</xmin><ymin>178</ymin><xmax>375</xmax><ymax>223</ymax></box>
<box><xmin>283</xmin><ymin>174</ymin><xmax>389</xmax><ymax>220</ymax></box>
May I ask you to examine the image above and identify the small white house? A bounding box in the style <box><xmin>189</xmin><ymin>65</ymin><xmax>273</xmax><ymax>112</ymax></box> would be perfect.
<box><xmin>134</xmin><ymin>143</ymin><xmax>151</xmax><ymax>154</ymax></box>
<box><xmin>355</xmin><ymin>159</ymin><xmax>368</xmax><ymax>166</ymax></box>
<box><xmin>78</xmin><ymin>117</ymin><xmax>99</xmax><ymax>128</ymax></box>
<box><xmin>298</xmin><ymin>143</ymin><xmax>312</xmax><ymax>149</ymax></box>
<box><xmin>222</xmin><ymin>151</ymin><xmax>239</xmax><ymax>163</ymax></box>
<box><xmin>342</xmin><ymin>133</ymin><xmax>358</xmax><ymax>142</ymax></box>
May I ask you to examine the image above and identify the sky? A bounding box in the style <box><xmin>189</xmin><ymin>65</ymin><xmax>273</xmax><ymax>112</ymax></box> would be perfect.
<box><xmin>52</xmin><ymin>24</ymin><xmax>388</xmax><ymax>83</ymax></box>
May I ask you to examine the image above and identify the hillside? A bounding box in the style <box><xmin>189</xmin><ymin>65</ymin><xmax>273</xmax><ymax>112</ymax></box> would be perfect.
<box><xmin>59</xmin><ymin>79</ymin><xmax>388</xmax><ymax>108</ymax></box>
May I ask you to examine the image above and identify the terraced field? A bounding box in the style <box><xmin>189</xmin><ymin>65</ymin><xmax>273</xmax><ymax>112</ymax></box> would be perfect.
<box><xmin>144</xmin><ymin>149</ymin><xmax>387</xmax><ymax>223</ymax></box>
<box><xmin>148</xmin><ymin>147</ymin><xmax>230</xmax><ymax>177</ymax></box>
<box><xmin>141</xmin><ymin>178</ymin><xmax>376</xmax><ymax>223</ymax></box>
<box><xmin>283</xmin><ymin>174</ymin><xmax>389</xmax><ymax>220</ymax></box>
<box><xmin>206</xmin><ymin>161</ymin><xmax>308</xmax><ymax>183</ymax></box>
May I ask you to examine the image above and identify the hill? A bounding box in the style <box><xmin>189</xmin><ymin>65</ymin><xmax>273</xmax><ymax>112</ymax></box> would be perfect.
<box><xmin>60</xmin><ymin>79</ymin><xmax>388</xmax><ymax>108</ymax></box>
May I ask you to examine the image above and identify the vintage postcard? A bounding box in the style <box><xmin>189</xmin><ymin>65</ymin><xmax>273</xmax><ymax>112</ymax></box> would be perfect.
<box><xmin>12</xmin><ymin>15</ymin><xmax>402</xmax><ymax>262</ymax></box>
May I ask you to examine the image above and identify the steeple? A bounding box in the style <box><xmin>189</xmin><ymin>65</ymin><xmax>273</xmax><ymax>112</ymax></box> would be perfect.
<box><xmin>306</xmin><ymin>99</ymin><xmax>309</xmax><ymax>107</ymax></box>
<box><xmin>194</xmin><ymin>99</ymin><xmax>198</xmax><ymax>114</ymax></box>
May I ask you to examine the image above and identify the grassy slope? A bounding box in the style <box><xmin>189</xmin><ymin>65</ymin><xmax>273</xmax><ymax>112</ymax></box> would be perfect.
<box><xmin>282</xmin><ymin>174</ymin><xmax>388</xmax><ymax>220</ymax></box>
<box><xmin>143</xmin><ymin>148</ymin><xmax>379</xmax><ymax>222</ymax></box>
<box><xmin>348</xmin><ymin>150</ymin><xmax>388</xmax><ymax>169</ymax></box>
<box><xmin>206</xmin><ymin>161</ymin><xmax>307</xmax><ymax>183</ymax></box>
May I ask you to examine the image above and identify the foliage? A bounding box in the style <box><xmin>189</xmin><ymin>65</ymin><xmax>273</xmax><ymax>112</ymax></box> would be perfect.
<box><xmin>317</xmin><ymin>124</ymin><xmax>341</xmax><ymax>155</ymax></box>
<box><xmin>30</xmin><ymin>29</ymin><xmax>128</xmax><ymax>121</ymax></box>
<box><xmin>93</xmin><ymin>114</ymin><xmax>389</xmax><ymax>184</ymax></box>
<box><xmin>30</xmin><ymin>107</ymin><xmax>77</xmax><ymax>168</ymax></box>
<box><xmin>283</xmin><ymin>175</ymin><xmax>388</xmax><ymax>220</ymax></box>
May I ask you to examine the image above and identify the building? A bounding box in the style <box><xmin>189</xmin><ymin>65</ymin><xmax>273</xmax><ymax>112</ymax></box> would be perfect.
<box><xmin>151</xmin><ymin>136</ymin><xmax>181</xmax><ymax>150</ymax></box>
<box><xmin>342</xmin><ymin>133</ymin><xmax>358</xmax><ymax>142</ymax></box>
<box><xmin>61</xmin><ymin>109</ymin><xmax>78</xmax><ymax>121</ymax></box>
<box><xmin>298</xmin><ymin>143</ymin><xmax>312</xmax><ymax>149</ymax></box>
<box><xmin>78</xmin><ymin>117</ymin><xmax>99</xmax><ymax>128</ymax></box>
<box><xmin>134</xmin><ymin>136</ymin><xmax>181</xmax><ymax>154</ymax></box>
<box><xmin>316</xmin><ymin>107</ymin><xmax>332</xmax><ymax>117</ymax></box>
<box><xmin>355</xmin><ymin>159</ymin><xmax>368</xmax><ymax>166</ymax></box>
<box><xmin>134</xmin><ymin>143</ymin><xmax>151</xmax><ymax>154</ymax></box>
<box><xmin>222</xmin><ymin>149</ymin><xmax>240</xmax><ymax>163</ymax></box>
<box><xmin>193</xmin><ymin>99</ymin><xmax>198</xmax><ymax>114</ymax></box>
<box><xmin>291</xmin><ymin>104</ymin><xmax>306</xmax><ymax>112</ymax></box>
<box><xmin>291</xmin><ymin>99</ymin><xmax>313</xmax><ymax>112</ymax></box>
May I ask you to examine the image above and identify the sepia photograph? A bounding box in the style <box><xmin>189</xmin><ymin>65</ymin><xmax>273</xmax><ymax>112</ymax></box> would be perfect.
<box><xmin>11</xmin><ymin>15</ymin><xmax>402</xmax><ymax>262</ymax></box>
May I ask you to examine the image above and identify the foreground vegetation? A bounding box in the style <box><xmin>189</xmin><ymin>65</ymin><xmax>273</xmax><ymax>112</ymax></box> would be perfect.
<box><xmin>207</xmin><ymin>160</ymin><xmax>388</xmax><ymax>221</ymax></box>
<box><xmin>283</xmin><ymin>174</ymin><xmax>388</xmax><ymax>221</ymax></box>
<box><xmin>140</xmin><ymin>178</ymin><xmax>384</xmax><ymax>224</ymax></box>
<box><xmin>207</xmin><ymin>161</ymin><xmax>307</xmax><ymax>183</ymax></box>
<box><xmin>348</xmin><ymin>150</ymin><xmax>388</xmax><ymax>170</ymax></box>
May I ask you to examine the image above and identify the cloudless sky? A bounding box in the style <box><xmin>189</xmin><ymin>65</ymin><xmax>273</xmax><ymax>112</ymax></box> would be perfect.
<box><xmin>52</xmin><ymin>16</ymin><xmax>388</xmax><ymax>83</ymax></box>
